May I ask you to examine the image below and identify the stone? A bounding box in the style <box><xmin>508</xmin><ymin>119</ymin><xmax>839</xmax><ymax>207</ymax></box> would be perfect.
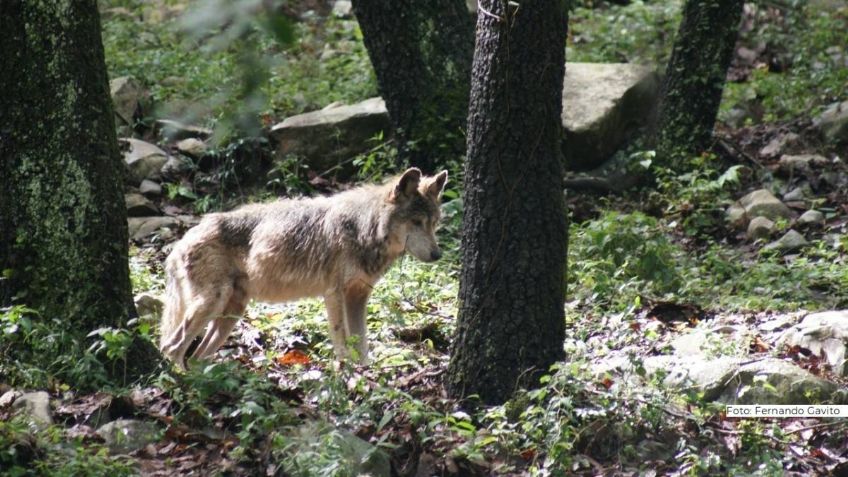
<box><xmin>746</xmin><ymin>216</ymin><xmax>775</xmax><ymax>240</ymax></box>
<box><xmin>778</xmin><ymin>154</ymin><xmax>828</xmax><ymax>176</ymax></box>
<box><xmin>718</xmin><ymin>358</ymin><xmax>837</xmax><ymax>404</ymax></box>
<box><xmin>175</xmin><ymin>138</ymin><xmax>207</xmax><ymax>158</ymax></box>
<box><xmin>814</xmin><ymin>100</ymin><xmax>848</xmax><ymax>144</ymax></box>
<box><xmin>726</xmin><ymin>203</ymin><xmax>747</xmax><ymax>228</ymax></box>
<box><xmin>156</xmin><ymin>119</ymin><xmax>213</xmax><ymax>141</ymax></box>
<box><xmin>96</xmin><ymin>419</ymin><xmax>159</xmax><ymax>453</ymax></box>
<box><xmin>331</xmin><ymin>0</ymin><xmax>352</xmax><ymax>18</ymax></box>
<box><xmin>782</xmin><ymin>186</ymin><xmax>806</xmax><ymax>202</ymax></box>
<box><xmin>110</xmin><ymin>76</ymin><xmax>147</xmax><ymax>128</ymax></box>
<box><xmin>0</xmin><ymin>389</ymin><xmax>20</xmax><ymax>408</ymax></box>
<box><xmin>656</xmin><ymin>356</ymin><xmax>743</xmax><ymax>402</ymax></box>
<box><xmin>270</xmin><ymin>97</ymin><xmax>391</xmax><ymax>173</ymax></box>
<box><xmin>562</xmin><ymin>62</ymin><xmax>660</xmax><ymax>170</ymax></box>
<box><xmin>287</xmin><ymin>421</ymin><xmax>390</xmax><ymax>477</ymax></box>
<box><xmin>139</xmin><ymin>179</ymin><xmax>162</xmax><ymax>197</ymax></box>
<box><xmin>779</xmin><ymin>310</ymin><xmax>848</xmax><ymax>376</ymax></box>
<box><xmin>12</xmin><ymin>391</ymin><xmax>53</xmax><ymax>428</ymax></box>
<box><xmin>759</xmin><ymin>132</ymin><xmax>799</xmax><ymax>158</ymax></box>
<box><xmin>764</xmin><ymin>229</ymin><xmax>808</xmax><ymax>252</ymax></box>
<box><xmin>125</xmin><ymin>192</ymin><xmax>160</xmax><ymax>217</ymax></box>
<box><xmin>737</xmin><ymin>189</ymin><xmax>793</xmax><ymax>222</ymax></box>
<box><xmin>159</xmin><ymin>155</ymin><xmax>194</xmax><ymax>180</ymax></box>
<box><xmin>127</xmin><ymin>216</ymin><xmax>181</xmax><ymax>241</ymax></box>
<box><xmin>797</xmin><ymin>209</ymin><xmax>825</xmax><ymax>227</ymax></box>
<box><xmin>134</xmin><ymin>293</ymin><xmax>164</xmax><ymax>318</ymax></box>
<box><xmin>122</xmin><ymin>138</ymin><xmax>168</xmax><ymax>185</ymax></box>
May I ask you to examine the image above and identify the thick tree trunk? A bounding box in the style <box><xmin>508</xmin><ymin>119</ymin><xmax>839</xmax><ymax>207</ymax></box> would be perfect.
<box><xmin>0</xmin><ymin>1</ymin><xmax>160</xmax><ymax>381</ymax></box>
<box><xmin>351</xmin><ymin>0</ymin><xmax>474</xmax><ymax>173</ymax></box>
<box><xmin>447</xmin><ymin>0</ymin><xmax>568</xmax><ymax>405</ymax></box>
<box><xmin>652</xmin><ymin>0</ymin><xmax>744</xmax><ymax>165</ymax></box>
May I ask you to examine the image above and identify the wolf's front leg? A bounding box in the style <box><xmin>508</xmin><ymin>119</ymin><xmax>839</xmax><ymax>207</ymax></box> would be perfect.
<box><xmin>343</xmin><ymin>283</ymin><xmax>372</xmax><ymax>364</ymax></box>
<box><xmin>324</xmin><ymin>291</ymin><xmax>349</xmax><ymax>360</ymax></box>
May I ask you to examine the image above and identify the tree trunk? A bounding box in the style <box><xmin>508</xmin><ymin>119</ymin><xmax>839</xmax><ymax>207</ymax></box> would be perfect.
<box><xmin>447</xmin><ymin>0</ymin><xmax>568</xmax><ymax>405</ymax></box>
<box><xmin>652</xmin><ymin>0</ymin><xmax>744</xmax><ymax>166</ymax></box>
<box><xmin>351</xmin><ymin>0</ymin><xmax>474</xmax><ymax>173</ymax></box>
<box><xmin>0</xmin><ymin>1</ymin><xmax>160</xmax><ymax>382</ymax></box>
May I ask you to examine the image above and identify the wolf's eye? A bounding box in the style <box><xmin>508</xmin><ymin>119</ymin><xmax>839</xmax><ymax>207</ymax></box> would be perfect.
<box><xmin>412</xmin><ymin>219</ymin><xmax>424</xmax><ymax>227</ymax></box>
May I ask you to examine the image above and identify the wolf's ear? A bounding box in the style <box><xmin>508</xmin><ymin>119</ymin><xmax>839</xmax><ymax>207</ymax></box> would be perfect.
<box><xmin>392</xmin><ymin>167</ymin><xmax>422</xmax><ymax>200</ymax></box>
<box><xmin>425</xmin><ymin>170</ymin><xmax>448</xmax><ymax>199</ymax></box>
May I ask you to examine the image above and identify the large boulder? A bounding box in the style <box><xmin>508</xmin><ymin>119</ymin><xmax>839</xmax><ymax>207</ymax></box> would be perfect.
<box><xmin>269</xmin><ymin>97</ymin><xmax>391</xmax><ymax>173</ymax></box>
<box><xmin>718</xmin><ymin>358</ymin><xmax>836</xmax><ymax>404</ymax></box>
<box><xmin>12</xmin><ymin>391</ymin><xmax>53</xmax><ymax>428</ymax></box>
<box><xmin>779</xmin><ymin>310</ymin><xmax>848</xmax><ymax>376</ymax></box>
<box><xmin>122</xmin><ymin>138</ymin><xmax>169</xmax><ymax>186</ymax></box>
<box><xmin>562</xmin><ymin>62</ymin><xmax>660</xmax><ymax>170</ymax></box>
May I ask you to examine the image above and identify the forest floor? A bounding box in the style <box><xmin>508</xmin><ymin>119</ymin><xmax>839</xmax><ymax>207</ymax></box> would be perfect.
<box><xmin>2</xmin><ymin>0</ymin><xmax>848</xmax><ymax>476</ymax></box>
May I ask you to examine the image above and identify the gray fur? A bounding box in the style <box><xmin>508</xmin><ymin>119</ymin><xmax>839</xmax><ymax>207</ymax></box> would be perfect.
<box><xmin>159</xmin><ymin>168</ymin><xmax>449</xmax><ymax>367</ymax></box>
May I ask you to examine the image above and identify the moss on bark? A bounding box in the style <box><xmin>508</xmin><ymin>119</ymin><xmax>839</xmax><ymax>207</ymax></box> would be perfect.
<box><xmin>351</xmin><ymin>0</ymin><xmax>474</xmax><ymax>173</ymax></box>
<box><xmin>0</xmin><ymin>0</ymin><xmax>161</xmax><ymax>383</ymax></box>
<box><xmin>447</xmin><ymin>0</ymin><xmax>569</xmax><ymax>405</ymax></box>
<box><xmin>652</xmin><ymin>0</ymin><xmax>744</xmax><ymax>167</ymax></box>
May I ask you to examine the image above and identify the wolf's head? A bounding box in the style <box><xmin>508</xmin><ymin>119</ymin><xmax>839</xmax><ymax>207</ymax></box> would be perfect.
<box><xmin>388</xmin><ymin>168</ymin><xmax>449</xmax><ymax>263</ymax></box>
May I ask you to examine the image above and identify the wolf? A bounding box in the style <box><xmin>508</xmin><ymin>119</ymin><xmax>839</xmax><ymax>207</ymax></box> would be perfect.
<box><xmin>159</xmin><ymin>167</ymin><xmax>448</xmax><ymax>368</ymax></box>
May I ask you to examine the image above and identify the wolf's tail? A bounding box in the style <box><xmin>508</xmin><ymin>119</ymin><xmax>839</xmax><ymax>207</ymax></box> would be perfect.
<box><xmin>159</xmin><ymin>260</ymin><xmax>183</xmax><ymax>351</ymax></box>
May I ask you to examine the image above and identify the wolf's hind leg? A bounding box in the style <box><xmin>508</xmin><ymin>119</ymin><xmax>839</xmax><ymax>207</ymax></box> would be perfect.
<box><xmin>161</xmin><ymin>285</ymin><xmax>231</xmax><ymax>368</ymax></box>
<box><xmin>192</xmin><ymin>283</ymin><xmax>248</xmax><ymax>360</ymax></box>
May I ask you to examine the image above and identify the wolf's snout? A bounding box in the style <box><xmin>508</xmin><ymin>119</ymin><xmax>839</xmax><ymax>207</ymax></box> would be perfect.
<box><xmin>430</xmin><ymin>249</ymin><xmax>442</xmax><ymax>261</ymax></box>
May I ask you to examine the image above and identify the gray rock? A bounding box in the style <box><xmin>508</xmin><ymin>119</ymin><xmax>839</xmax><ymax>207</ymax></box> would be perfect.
<box><xmin>286</xmin><ymin>421</ymin><xmax>390</xmax><ymax>477</ymax></box>
<box><xmin>760</xmin><ymin>132</ymin><xmax>799</xmax><ymax>158</ymax></box>
<box><xmin>134</xmin><ymin>293</ymin><xmax>164</xmax><ymax>318</ymax></box>
<box><xmin>270</xmin><ymin>97</ymin><xmax>391</xmax><ymax>173</ymax></box>
<box><xmin>726</xmin><ymin>203</ymin><xmax>747</xmax><ymax>228</ymax></box>
<box><xmin>175</xmin><ymin>138</ymin><xmax>207</xmax><ymax>158</ymax></box>
<box><xmin>122</xmin><ymin>138</ymin><xmax>168</xmax><ymax>185</ymax></box>
<box><xmin>782</xmin><ymin>186</ymin><xmax>806</xmax><ymax>202</ymax></box>
<box><xmin>159</xmin><ymin>155</ymin><xmax>194</xmax><ymax>180</ymax></box>
<box><xmin>0</xmin><ymin>389</ymin><xmax>20</xmax><ymax>407</ymax></box>
<box><xmin>125</xmin><ymin>192</ymin><xmax>160</xmax><ymax>217</ymax></box>
<box><xmin>764</xmin><ymin>229</ymin><xmax>808</xmax><ymax>252</ymax></box>
<box><xmin>737</xmin><ymin>189</ymin><xmax>793</xmax><ymax>222</ymax></box>
<box><xmin>778</xmin><ymin>154</ymin><xmax>828</xmax><ymax>176</ymax></box>
<box><xmin>562</xmin><ymin>62</ymin><xmax>660</xmax><ymax>170</ymax></box>
<box><xmin>779</xmin><ymin>310</ymin><xmax>848</xmax><ymax>376</ymax></box>
<box><xmin>139</xmin><ymin>179</ymin><xmax>162</xmax><ymax>198</ymax></box>
<box><xmin>96</xmin><ymin>419</ymin><xmax>159</xmax><ymax>453</ymax></box>
<box><xmin>797</xmin><ymin>209</ymin><xmax>825</xmax><ymax>227</ymax></box>
<box><xmin>657</xmin><ymin>356</ymin><xmax>743</xmax><ymax>401</ymax></box>
<box><xmin>110</xmin><ymin>76</ymin><xmax>147</xmax><ymax>127</ymax></box>
<box><xmin>156</xmin><ymin>119</ymin><xmax>212</xmax><ymax>141</ymax></box>
<box><xmin>12</xmin><ymin>391</ymin><xmax>53</xmax><ymax>428</ymax></box>
<box><xmin>127</xmin><ymin>216</ymin><xmax>181</xmax><ymax>241</ymax></box>
<box><xmin>814</xmin><ymin>100</ymin><xmax>848</xmax><ymax>144</ymax></box>
<box><xmin>331</xmin><ymin>0</ymin><xmax>352</xmax><ymax>17</ymax></box>
<box><xmin>719</xmin><ymin>358</ymin><xmax>837</xmax><ymax>404</ymax></box>
<box><xmin>747</xmin><ymin>216</ymin><xmax>775</xmax><ymax>240</ymax></box>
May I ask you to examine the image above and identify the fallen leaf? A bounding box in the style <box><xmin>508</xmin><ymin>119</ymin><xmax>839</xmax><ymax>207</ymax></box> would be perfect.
<box><xmin>277</xmin><ymin>349</ymin><xmax>310</xmax><ymax>366</ymax></box>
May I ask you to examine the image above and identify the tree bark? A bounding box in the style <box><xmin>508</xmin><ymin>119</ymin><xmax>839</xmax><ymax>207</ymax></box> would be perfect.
<box><xmin>0</xmin><ymin>1</ymin><xmax>160</xmax><ymax>382</ymax></box>
<box><xmin>652</xmin><ymin>0</ymin><xmax>744</xmax><ymax>166</ymax></box>
<box><xmin>351</xmin><ymin>0</ymin><xmax>474</xmax><ymax>173</ymax></box>
<box><xmin>447</xmin><ymin>0</ymin><xmax>568</xmax><ymax>405</ymax></box>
